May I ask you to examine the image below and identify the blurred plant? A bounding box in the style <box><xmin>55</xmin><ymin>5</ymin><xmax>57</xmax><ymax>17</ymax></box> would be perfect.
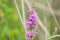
<box><xmin>0</xmin><ymin>0</ymin><xmax>60</xmax><ymax>40</ymax></box>
<box><xmin>26</xmin><ymin>8</ymin><xmax>38</xmax><ymax>40</ymax></box>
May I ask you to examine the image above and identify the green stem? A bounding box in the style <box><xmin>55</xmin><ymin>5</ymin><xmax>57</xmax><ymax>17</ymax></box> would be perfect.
<box><xmin>48</xmin><ymin>35</ymin><xmax>60</xmax><ymax>39</ymax></box>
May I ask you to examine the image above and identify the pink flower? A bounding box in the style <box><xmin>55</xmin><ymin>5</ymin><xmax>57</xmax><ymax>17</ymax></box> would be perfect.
<box><xmin>26</xmin><ymin>31</ymin><xmax>36</xmax><ymax>37</ymax></box>
<box><xmin>27</xmin><ymin>37</ymin><xmax>32</xmax><ymax>40</ymax></box>
<box><xmin>26</xmin><ymin>8</ymin><xmax>38</xmax><ymax>40</ymax></box>
<box><xmin>29</xmin><ymin>9</ymin><xmax>36</xmax><ymax>15</ymax></box>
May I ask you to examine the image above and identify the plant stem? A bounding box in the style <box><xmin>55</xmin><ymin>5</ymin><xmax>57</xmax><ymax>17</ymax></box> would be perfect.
<box><xmin>14</xmin><ymin>0</ymin><xmax>27</xmax><ymax>34</ymax></box>
<box><xmin>21</xmin><ymin>0</ymin><xmax>27</xmax><ymax>40</ymax></box>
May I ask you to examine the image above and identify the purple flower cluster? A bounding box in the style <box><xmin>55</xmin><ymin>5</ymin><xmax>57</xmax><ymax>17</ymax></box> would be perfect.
<box><xmin>26</xmin><ymin>31</ymin><xmax>36</xmax><ymax>40</ymax></box>
<box><xmin>26</xmin><ymin>9</ymin><xmax>37</xmax><ymax>40</ymax></box>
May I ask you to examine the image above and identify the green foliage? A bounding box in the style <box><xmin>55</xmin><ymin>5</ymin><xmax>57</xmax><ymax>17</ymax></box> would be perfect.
<box><xmin>0</xmin><ymin>0</ymin><xmax>26</xmax><ymax>40</ymax></box>
<box><xmin>0</xmin><ymin>0</ymin><xmax>60</xmax><ymax>40</ymax></box>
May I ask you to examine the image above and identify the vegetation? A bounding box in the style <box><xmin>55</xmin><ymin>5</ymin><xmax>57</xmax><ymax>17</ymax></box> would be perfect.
<box><xmin>0</xmin><ymin>0</ymin><xmax>60</xmax><ymax>40</ymax></box>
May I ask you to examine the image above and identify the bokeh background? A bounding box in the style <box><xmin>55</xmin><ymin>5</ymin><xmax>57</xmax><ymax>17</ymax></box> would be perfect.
<box><xmin>0</xmin><ymin>0</ymin><xmax>60</xmax><ymax>40</ymax></box>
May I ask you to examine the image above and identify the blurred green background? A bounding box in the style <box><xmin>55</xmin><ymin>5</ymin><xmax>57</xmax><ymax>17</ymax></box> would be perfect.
<box><xmin>0</xmin><ymin>0</ymin><xmax>25</xmax><ymax>40</ymax></box>
<box><xmin>0</xmin><ymin>0</ymin><xmax>60</xmax><ymax>40</ymax></box>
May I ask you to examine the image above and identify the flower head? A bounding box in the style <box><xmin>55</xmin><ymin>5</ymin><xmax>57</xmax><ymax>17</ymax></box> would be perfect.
<box><xmin>26</xmin><ymin>8</ymin><xmax>38</xmax><ymax>40</ymax></box>
<box><xmin>26</xmin><ymin>31</ymin><xmax>36</xmax><ymax>37</ymax></box>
